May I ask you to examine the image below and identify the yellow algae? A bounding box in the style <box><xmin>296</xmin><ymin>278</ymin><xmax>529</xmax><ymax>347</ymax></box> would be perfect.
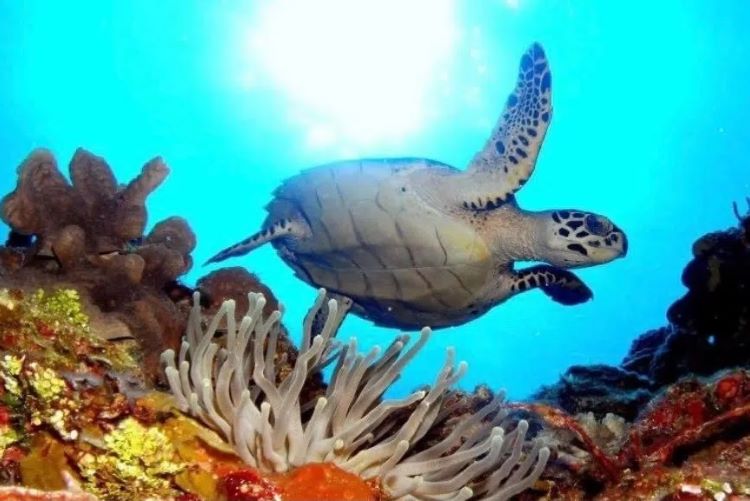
<box><xmin>0</xmin><ymin>425</ymin><xmax>20</xmax><ymax>456</ymax></box>
<box><xmin>0</xmin><ymin>290</ymin><xmax>16</xmax><ymax>311</ymax></box>
<box><xmin>77</xmin><ymin>417</ymin><xmax>183</xmax><ymax>499</ymax></box>
<box><xmin>28</xmin><ymin>363</ymin><xmax>67</xmax><ymax>401</ymax></box>
<box><xmin>30</xmin><ymin>289</ymin><xmax>90</xmax><ymax>331</ymax></box>
<box><xmin>0</xmin><ymin>360</ymin><xmax>22</xmax><ymax>397</ymax></box>
<box><xmin>24</xmin><ymin>362</ymin><xmax>81</xmax><ymax>441</ymax></box>
<box><xmin>1</xmin><ymin>354</ymin><xmax>23</xmax><ymax>376</ymax></box>
<box><xmin>0</xmin><ymin>288</ymin><xmax>141</xmax><ymax>374</ymax></box>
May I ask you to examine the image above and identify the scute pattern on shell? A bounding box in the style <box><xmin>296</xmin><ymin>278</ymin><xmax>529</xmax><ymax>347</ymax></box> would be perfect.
<box><xmin>267</xmin><ymin>159</ymin><xmax>494</xmax><ymax>328</ymax></box>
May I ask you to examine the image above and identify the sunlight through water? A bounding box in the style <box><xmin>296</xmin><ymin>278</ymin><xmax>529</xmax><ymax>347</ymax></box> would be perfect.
<box><xmin>243</xmin><ymin>0</ymin><xmax>458</xmax><ymax>148</ymax></box>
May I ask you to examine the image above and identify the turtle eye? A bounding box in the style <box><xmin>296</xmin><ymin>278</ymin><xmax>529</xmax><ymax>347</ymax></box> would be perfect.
<box><xmin>584</xmin><ymin>214</ymin><xmax>611</xmax><ymax>237</ymax></box>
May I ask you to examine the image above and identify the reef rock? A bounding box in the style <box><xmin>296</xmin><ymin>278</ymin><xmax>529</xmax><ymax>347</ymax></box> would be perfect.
<box><xmin>527</xmin><ymin>203</ymin><xmax>750</xmax><ymax>499</ymax></box>
<box><xmin>529</xmin><ymin>369</ymin><xmax>750</xmax><ymax>499</ymax></box>
<box><xmin>623</xmin><ymin>203</ymin><xmax>750</xmax><ymax>386</ymax></box>
<box><xmin>532</xmin><ymin>365</ymin><xmax>655</xmax><ymax>422</ymax></box>
<box><xmin>539</xmin><ymin>204</ymin><xmax>750</xmax><ymax>419</ymax></box>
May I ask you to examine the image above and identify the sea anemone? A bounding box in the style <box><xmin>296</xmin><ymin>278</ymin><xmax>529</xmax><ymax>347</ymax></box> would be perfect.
<box><xmin>161</xmin><ymin>289</ymin><xmax>550</xmax><ymax>500</ymax></box>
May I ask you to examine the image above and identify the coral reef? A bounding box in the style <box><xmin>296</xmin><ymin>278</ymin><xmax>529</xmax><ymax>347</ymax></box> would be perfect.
<box><xmin>0</xmin><ymin>288</ymin><xmax>140</xmax><ymax>375</ymax></box>
<box><xmin>3</xmin><ymin>148</ymin><xmax>167</xmax><ymax>259</ymax></box>
<box><xmin>622</xmin><ymin>201</ymin><xmax>750</xmax><ymax>386</ymax></box>
<box><xmin>3</xmin><ymin>142</ymin><xmax>748</xmax><ymax>500</ymax></box>
<box><xmin>0</xmin><ymin>288</ymin><xmax>182</xmax><ymax>499</ymax></box>
<box><xmin>532</xmin><ymin>365</ymin><xmax>655</xmax><ymax>421</ymax></box>
<box><xmin>0</xmin><ymin>286</ymin><xmax>271</xmax><ymax>500</ymax></box>
<box><xmin>534</xmin><ymin>206</ymin><xmax>750</xmax><ymax>417</ymax></box>
<box><xmin>0</xmin><ymin>149</ymin><xmax>198</xmax><ymax>381</ymax></box>
<box><xmin>524</xmin><ymin>205</ymin><xmax>750</xmax><ymax>499</ymax></box>
<box><xmin>0</xmin><ymin>281</ymin><xmax>552</xmax><ymax>500</ymax></box>
<box><xmin>528</xmin><ymin>369</ymin><xmax>750</xmax><ymax>499</ymax></box>
<box><xmin>197</xmin><ymin>267</ymin><xmax>280</xmax><ymax>318</ymax></box>
<box><xmin>162</xmin><ymin>289</ymin><xmax>551</xmax><ymax>500</ymax></box>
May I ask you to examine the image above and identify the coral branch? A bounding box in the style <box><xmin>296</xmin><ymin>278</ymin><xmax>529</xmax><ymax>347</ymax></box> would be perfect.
<box><xmin>644</xmin><ymin>401</ymin><xmax>750</xmax><ymax>466</ymax></box>
<box><xmin>509</xmin><ymin>403</ymin><xmax>620</xmax><ymax>482</ymax></box>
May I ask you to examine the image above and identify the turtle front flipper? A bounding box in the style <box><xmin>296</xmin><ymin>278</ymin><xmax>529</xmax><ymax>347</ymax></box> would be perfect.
<box><xmin>464</xmin><ymin>43</ymin><xmax>552</xmax><ymax>209</ymax></box>
<box><xmin>203</xmin><ymin>217</ymin><xmax>310</xmax><ymax>265</ymax></box>
<box><xmin>510</xmin><ymin>265</ymin><xmax>592</xmax><ymax>305</ymax></box>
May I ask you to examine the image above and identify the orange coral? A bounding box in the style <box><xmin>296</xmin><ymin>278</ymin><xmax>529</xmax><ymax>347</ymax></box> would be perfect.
<box><xmin>216</xmin><ymin>464</ymin><xmax>380</xmax><ymax>501</ymax></box>
<box><xmin>274</xmin><ymin>463</ymin><xmax>380</xmax><ymax>501</ymax></box>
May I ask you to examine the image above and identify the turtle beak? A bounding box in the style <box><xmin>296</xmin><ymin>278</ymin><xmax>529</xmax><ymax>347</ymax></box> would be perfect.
<box><xmin>613</xmin><ymin>225</ymin><xmax>628</xmax><ymax>257</ymax></box>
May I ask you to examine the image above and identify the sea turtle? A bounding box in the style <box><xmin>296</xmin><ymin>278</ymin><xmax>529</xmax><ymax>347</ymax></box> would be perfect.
<box><xmin>205</xmin><ymin>43</ymin><xmax>628</xmax><ymax>329</ymax></box>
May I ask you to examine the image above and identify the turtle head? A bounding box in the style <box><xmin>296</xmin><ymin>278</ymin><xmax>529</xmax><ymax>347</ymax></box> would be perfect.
<box><xmin>538</xmin><ymin>210</ymin><xmax>627</xmax><ymax>268</ymax></box>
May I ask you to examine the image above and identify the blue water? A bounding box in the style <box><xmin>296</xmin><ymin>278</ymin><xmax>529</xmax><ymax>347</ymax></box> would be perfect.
<box><xmin>1</xmin><ymin>1</ymin><xmax>748</xmax><ymax>399</ymax></box>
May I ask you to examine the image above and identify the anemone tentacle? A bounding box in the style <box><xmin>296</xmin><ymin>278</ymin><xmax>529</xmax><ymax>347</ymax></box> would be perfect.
<box><xmin>161</xmin><ymin>288</ymin><xmax>549</xmax><ymax>499</ymax></box>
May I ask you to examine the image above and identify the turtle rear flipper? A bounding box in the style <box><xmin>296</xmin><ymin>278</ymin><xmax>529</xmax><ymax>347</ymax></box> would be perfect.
<box><xmin>510</xmin><ymin>265</ymin><xmax>592</xmax><ymax>305</ymax></box>
<box><xmin>204</xmin><ymin>217</ymin><xmax>310</xmax><ymax>265</ymax></box>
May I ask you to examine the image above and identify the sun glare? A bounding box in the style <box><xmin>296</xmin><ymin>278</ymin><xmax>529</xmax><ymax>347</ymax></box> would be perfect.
<box><xmin>245</xmin><ymin>0</ymin><xmax>458</xmax><ymax>148</ymax></box>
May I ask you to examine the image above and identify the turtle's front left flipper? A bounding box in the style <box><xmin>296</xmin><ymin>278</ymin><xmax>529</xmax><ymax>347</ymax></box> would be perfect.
<box><xmin>510</xmin><ymin>265</ymin><xmax>592</xmax><ymax>305</ymax></box>
<box><xmin>204</xmin><ymin>217</ymin><xmax>310</xmax><ymax>265</ymax></box>
<box><xmin>308</xmin><ymin>291</ymin><xmax>353</xmax><ymax>338</ymax></box>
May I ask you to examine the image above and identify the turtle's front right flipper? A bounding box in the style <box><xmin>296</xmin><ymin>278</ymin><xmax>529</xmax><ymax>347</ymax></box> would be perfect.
<box><xmin>203</xmin><ymin>217</ymin><xmax>310</xmax><ymax>265</ymax></box>
<box><xmin>510</xmin><ymin>265</ymin><xmax>592</xmax><ymax>305</ymax></box>
<box><xmin>463</xmin><ymin>43</ymin><xmax>552</xmax><ymax>209</ymax></box>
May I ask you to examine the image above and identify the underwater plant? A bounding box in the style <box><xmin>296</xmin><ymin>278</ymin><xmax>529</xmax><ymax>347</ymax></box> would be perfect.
<box><xmin>161</xmin><ymin>289</ymin><xmax>550</xmax><ymax>500</ymax></box>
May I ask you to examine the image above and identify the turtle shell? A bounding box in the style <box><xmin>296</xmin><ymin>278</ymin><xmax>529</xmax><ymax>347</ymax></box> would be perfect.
<box><xmin>265</xmin><ymin>158</ymin><xmax>494</xmax><ymax>328</ymax></box>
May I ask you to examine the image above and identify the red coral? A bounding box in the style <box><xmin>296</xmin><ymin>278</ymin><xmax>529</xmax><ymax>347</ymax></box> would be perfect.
<box><xmin>219</xmin><ymin>468</ymin><xmax>280</xmax><ymax>501</ymax></box>
<box><xmin>622</xmin><ymin>371</ymin><xmax>750</xmax><ymax>466</ymax></box>
<box><xmin>713</xmin><ymin>372</ymin><xmax>745</xmax><ymax>406</ymax></box>
<box><xmin>532</xmin><ymin>369</ymin><xmax>750</xmax><ymax>488</ymax></box>
<box><xmin>34</xmin><ymin>320</ymin><xmax>56</xmax><ymax>339</ymax></box>
<box><xmin>0</xmin><ymin>405</ymin><xmax>10</xmax><ymax>426</ymax></box>
<box><xmin>510</xmin><ymin>402</ymin><xmax>621</xmax><ymax>481</ymax></box>
<box><xmin>174</xmin><ymin>494</ymin><xmax>201</xmax><ymax>501</ymax></box>
<box><xmin>1</xmin><ymin>445</ymin><xmax>24</xmax><ymax>463</ymax></box>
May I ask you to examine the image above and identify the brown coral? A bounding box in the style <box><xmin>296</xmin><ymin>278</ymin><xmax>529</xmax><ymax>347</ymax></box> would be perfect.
<box><xmin>196</xmin><ymin>267</ymin><xmax>279</xmax><ymax>317</ymax></box>
<box><xmin>2</xmin><ymin>150</ymin><xmax>78</xmax><ymax>243</ymax></box>
<box><xmin>0</xmin><ymin>148</ymin><xmax>196</xmax><ymax>383</ymax></box>
<box><xmin>1</xmin><ymin>148</ymin><xmax>169</xmax><ymax>261</ymax></box>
